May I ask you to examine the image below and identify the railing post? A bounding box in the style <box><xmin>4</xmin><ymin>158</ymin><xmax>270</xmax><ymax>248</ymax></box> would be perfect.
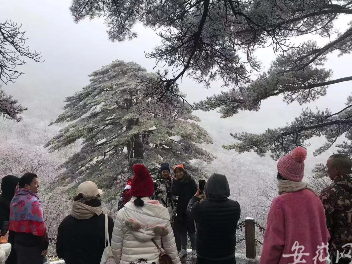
<box><xmin>245</xmin><ymin>217</ymin><xmax>256</xmax><ymax>260</ymax></box>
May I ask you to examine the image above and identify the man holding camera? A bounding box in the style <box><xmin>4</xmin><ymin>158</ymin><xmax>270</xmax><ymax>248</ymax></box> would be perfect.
<box><xmin>188</xmin><ymin>174</ymin><xmax>241</xmax><ymax>264</ymax></box>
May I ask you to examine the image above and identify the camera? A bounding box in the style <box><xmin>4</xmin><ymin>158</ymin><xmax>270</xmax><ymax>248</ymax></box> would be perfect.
<box><xmin>199</xmin><ymin>180</ymin><xmax>206</xmax><ymax>195</ymax></box>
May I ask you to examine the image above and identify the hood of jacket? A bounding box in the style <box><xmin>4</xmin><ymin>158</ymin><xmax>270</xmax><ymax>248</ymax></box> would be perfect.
<box><xmin>0</xmin><ymin>195</ymin><xmax>10</xmax><ymax>210</ymax></box>
<box><xmin>121</xmin><ymin>197</ymin><xmax>170</xmax><ymax>242</ymax></box>
<box><xmin>205</xmin><ymin>174</ymin><xmax>230</xmax><ymax>201</ymax></box>
<box><xmin>124</xmin><ymin>218</ymin><xmax>169</xmax><ymax>242</ymax></box>
<box><xmin>1</xmin><ymin>175</ymin><xmax>19</xmax><ymax>201</ymax></box>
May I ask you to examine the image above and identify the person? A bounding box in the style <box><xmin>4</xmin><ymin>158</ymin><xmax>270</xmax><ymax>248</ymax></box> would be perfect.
<box><xmin>9</xmin><ymin>173</ymin><xmax>48</xmax><ymax>264</ymax></box>
<box><xmin>172</xmin><ymin>164</ymin><xmax>197</xmax><ymax>259</ymax></box>
<box><xmin>260</xmin><ymin>147</ymin><xmax>330</xmax><ymax>264</ymax></box>
<box><xmin>153</xmin><ymin>163</ymin><xmax>175</xmax><ymax>218</ymax></box>
<box><xmin>111</xmin><ymin>164</ymin><xmax>180</xmax><ymax>264</ymax></box>
<box><xmin>56</xmin><ymin>181</ymin><xmax>114</xmax><ymax>264</ymax></box>
<box><xmin>0</xmin><ymin>232</ymin><xmax>11</xmax><ymax>264</ymax></box>
<box><xmin>117</xmin><ymin>178</ymin><xmax>133</xmax><ymax>211</ymax></box>
<box><xmin>320</xmin><ymin>154</ymin><xmax>352</xmax><ymax>264</ymax></box>
<box><xmin>188</xmin><ymin>174</ymin><xmax>241</xmax><ymax>264</ymax></box>
<box><xmin>0</xmin><ymin>175</ymin><xmax>19</xmax><ymax>264</ymax></box>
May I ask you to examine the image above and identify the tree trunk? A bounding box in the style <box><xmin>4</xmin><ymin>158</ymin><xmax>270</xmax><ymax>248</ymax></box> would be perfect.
<box><xmin>124</xmin><ymin>95</ymin><xmax>144</xmax><ymax>167</ymax></box>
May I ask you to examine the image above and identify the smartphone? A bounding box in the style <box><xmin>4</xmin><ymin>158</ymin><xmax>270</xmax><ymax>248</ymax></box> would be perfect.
<box><xmin>1</xmin><ymin>221</ymin><xmax>9</xmax><ymax>236</ymax></box>
<box><xmin>199</xmin><ymin>180</ymin><xmax>206</xmax><ymax>194</ymax></box>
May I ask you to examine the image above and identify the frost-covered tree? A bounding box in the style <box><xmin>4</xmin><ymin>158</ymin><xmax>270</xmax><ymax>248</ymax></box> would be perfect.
<box><xmin>0</xmin><ymin>20</ymin><xmax>41</xmax><ymax>84</ymax></box>
<box><xmin>0</xmin><ymin>20</ymin><xmax>41</xmax><ymax>121</ymax></box>
<box><xmin>0</xmin><ymin>88</ymin><xmax>26</xmax><ymax>121</ymax></box>
<box><xmin>46</xmin><ymin>60</ymin><xmax>213</xmax><ymax>196</ymax></box>
<box><xmin>70</xmin><ymin>1</ymin><xmax>352</xmax><ymax>90</ymax></box>
<box><xmin>69</xmin><ymin>0</ymin><xmax>352</xmax><ymax>170</ymax></box>
<box><xmin>0</xmin><ymin>141</ymin><xmax>61</xmax><ymax>183</ymax></box>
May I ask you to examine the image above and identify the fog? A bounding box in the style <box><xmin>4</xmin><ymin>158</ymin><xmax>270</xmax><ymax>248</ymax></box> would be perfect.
<box><xmin>1</xmin><ymin>0</ymin><xmax>351</xmax><ymax>219</ymax></box>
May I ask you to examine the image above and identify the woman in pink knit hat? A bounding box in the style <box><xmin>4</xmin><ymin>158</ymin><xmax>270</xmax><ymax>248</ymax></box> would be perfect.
<box><xmin>260</xmin><ymin>147</ymin><xmax>330</xmax><ymax>264</ymax></box>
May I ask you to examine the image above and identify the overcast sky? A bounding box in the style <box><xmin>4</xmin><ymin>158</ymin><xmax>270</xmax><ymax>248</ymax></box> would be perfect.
<box><xmin>2</xmin><ymin>0</ymin><xmax>352</xmax><ymax>217</ymax></box>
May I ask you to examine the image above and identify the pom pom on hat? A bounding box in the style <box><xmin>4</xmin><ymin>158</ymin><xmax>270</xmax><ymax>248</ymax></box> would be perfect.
<box><xmin>131</xmin><ymin>164</ymin><xmax>154</xmax><ymax>197</ymax></box>
<box><xmin>291</xmin><ymin>147</ymin><xmax>307</xmax><ymax>163</ymax></box>
<box><xmin>277</xmin><ymin>147</ymin><xmax>307</xmax><ymax>182</ymax></box>
<box><xmin>133</xmin><ymin>164</ymin><xmax>150</xmax><ymax>179</ymax></box>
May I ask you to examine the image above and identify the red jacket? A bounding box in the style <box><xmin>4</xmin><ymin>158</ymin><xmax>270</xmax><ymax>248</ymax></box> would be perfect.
<box><xmin>260</xmin><ymin>189</ymin><xmax>330</xmax><ymax>264</ymax></box>
<box><xmin>122</xmin><ymin>178</ymin><xmax>133</xmax><ymax>205</ymax></box>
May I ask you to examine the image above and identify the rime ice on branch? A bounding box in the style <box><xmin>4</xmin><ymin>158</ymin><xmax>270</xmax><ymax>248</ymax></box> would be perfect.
<box><xmin>0</xmin><ymin>20</ymin><xmax>41</xmax><ymax>120</ymax></box>
<box><xmin>46</xmin><ymin>60</ymin><xmax>213</xmax><ymax>195</ymax></box>
<box><xmin>69</xmin><ymin>1</ymin><xmax>352</xmax><ymax>172</ymax></box>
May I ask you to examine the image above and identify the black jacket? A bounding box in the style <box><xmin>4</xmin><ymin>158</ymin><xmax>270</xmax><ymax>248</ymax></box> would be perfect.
<box><xmin>188</xmin><ymin>174</ymin><xmax>241</xmax><ymax>260</ymax></box>
<box><xmin>172</xmin><ymin>176</ymin><xmax>197</xmax><ymax>220</ymax></box>
<box><xmin>0</xmin><ymin>195</ymin><xmax>10</xmax><ymax>229</ymax></box>
<box><xmin>0</xmin><ymin>175</ymin><xmax>19</xmax><ymax>264</ymax></box>
<box><xmin>56</xmin><ymin>214</ymin><xmax>114</xmax><ymax>264</ymax></box>
<box><xmin>0</xmin><ymin>195</ymin><xmax>17</xmax><ymax>264</ymax></box>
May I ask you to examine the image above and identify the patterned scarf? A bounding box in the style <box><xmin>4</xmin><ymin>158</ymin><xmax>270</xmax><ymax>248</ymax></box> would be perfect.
<box><xmin>9</xmin><ymin>189</ymin><xmax>46</xmax><ymax>236</ymax></box>
<box><xmin>278</xmin><ymin>180</ymin><xmax>318</xmax><ymax>196</ymax></box>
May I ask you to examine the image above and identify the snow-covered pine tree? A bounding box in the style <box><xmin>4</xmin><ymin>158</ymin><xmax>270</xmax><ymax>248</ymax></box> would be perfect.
<box><xmin>0</xmin><ymin>88</ymin><xmax>26</xmax><ymax>121</ymax></box>
<box><xmin>46</xmin><ymin>60</ymin><xmax>214</xmax><ymax>200</ymax></box>
<box><xmin>69</xmin><ymin>0</ymin><xmax>352</xmax><ymax>176</ymax></box>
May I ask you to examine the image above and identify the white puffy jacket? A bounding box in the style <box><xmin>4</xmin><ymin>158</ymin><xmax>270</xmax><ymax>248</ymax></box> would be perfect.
<box><xmin>0</xmin><ymin>243</ymin><xmax>11</xmax><ymax>264</ymax></box>
<box><xmin>111</xmin><ymin>197</ymin><xmax>180</xmax><ymax>264</ymax></box>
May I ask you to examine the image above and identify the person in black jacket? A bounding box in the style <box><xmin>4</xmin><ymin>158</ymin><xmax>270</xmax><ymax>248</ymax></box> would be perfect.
<box><xmin>188</xmin><ymin>174</ymin><xmax>241</xmax><ymax>264</ymax></box>
<box><xmin>0</xmin><ymin>175</ymin><xmax>19</xmax><ymax>264</ymax></box>
<box><xmin>56</xmin><ymin>181</ymin><xmax>114</xmax><ymax>264</ymax></box>
<box><xmin>172</xmin><ymin>164</ymin><xmax>197</xmax><ymax>259</ymax></box>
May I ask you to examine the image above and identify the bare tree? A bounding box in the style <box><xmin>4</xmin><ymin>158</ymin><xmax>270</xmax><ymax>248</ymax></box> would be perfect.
<box><xmin>0</xmin><ymin>20</ymin><xmax>41</xmax><ymax>84</ymax></box>
<box><xmin>0</xmin><ymin>20</ymin><xmax>41</xmax><ymax>120</ymax></box>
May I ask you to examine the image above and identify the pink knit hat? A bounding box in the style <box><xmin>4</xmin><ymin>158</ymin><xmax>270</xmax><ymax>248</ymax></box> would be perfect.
<box><xmin>277</xmin><ymin>147</ymin><xmax>307</xmax><ymax>182</ymax></box>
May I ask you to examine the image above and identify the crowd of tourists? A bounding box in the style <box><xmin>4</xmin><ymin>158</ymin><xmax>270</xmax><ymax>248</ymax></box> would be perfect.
<box><xmin>0</xmin><ymin>147</ymin><xmax>351</xmax><ymax>264</ymax></box>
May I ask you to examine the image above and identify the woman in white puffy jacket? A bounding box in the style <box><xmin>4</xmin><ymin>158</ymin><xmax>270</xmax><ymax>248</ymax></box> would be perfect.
<box><xmin>0</xmin><ymin>232</ymin><xmax>11</xmax><ymax>264</ymax></box>
<box><xmin>111</xmin><ymin>164</ymin><xmax>180</xmax><ymax>264</ymax></box>
<box><xmin>0</xmin><ymin>243</ymin><xmax>11</xmax><ymax>264</ymax></box>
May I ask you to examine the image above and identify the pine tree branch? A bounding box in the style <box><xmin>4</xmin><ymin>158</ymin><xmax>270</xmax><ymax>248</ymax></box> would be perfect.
<box><xmin>235</xmin><ymin>6</ymin><xmax>352</xmax><ymax>35</ymax></box>
<box><xmin>268</xmin><ymin>75</ymin><xmax>352</xmax><ymax>98</ymax></box>
<box><xmin>167</xmin><ymin>0</ymin><xmax>210</xmax><ymax>88</ymax></box>
<box><xmin>280</xmin><ymin>119</ymin><xmax>352</xmax><ymax>137</ymax></box>
<box><xmin>196</xmin><ymin>75</ymin><xmax>352</xmax><ymax>114</ymax></box>
<box><xmin>325</xmin><ymin>104</ymin><xmax>352</xmax><ymax>119</ymax></box>
<box><xmin>294</xmin><ymin>27</ymin><xmax>352</xmax><ymax>70</ymax></box>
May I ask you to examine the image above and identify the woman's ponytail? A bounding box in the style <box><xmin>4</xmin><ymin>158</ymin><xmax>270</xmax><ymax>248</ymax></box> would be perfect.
<box><xmin>134</xmin><ymin>197</ymin><xmax>144</xmax><ymax>207</ymax></box>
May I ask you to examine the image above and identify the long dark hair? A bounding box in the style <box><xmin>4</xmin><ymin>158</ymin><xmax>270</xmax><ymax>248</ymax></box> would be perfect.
<box><xmin>277</xmin><ymin>173</ymin><xmax>287</xmax><ymax>180</ymax></box>
<box><xmin>134</xmin><ymin>197</ymin><xmax>144</xmax><ymax>207</ymax></box>
<box><xmin>1</xmin><ymin>175</ymin><xmax>19</xmax><ymax>201</ymax></box>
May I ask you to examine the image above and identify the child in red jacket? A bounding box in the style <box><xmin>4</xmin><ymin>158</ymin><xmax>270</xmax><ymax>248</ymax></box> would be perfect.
<box><xmin>118</xmin><ymin>178</ymin><xmax>133</xmax><ymax>210</ymax></box>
